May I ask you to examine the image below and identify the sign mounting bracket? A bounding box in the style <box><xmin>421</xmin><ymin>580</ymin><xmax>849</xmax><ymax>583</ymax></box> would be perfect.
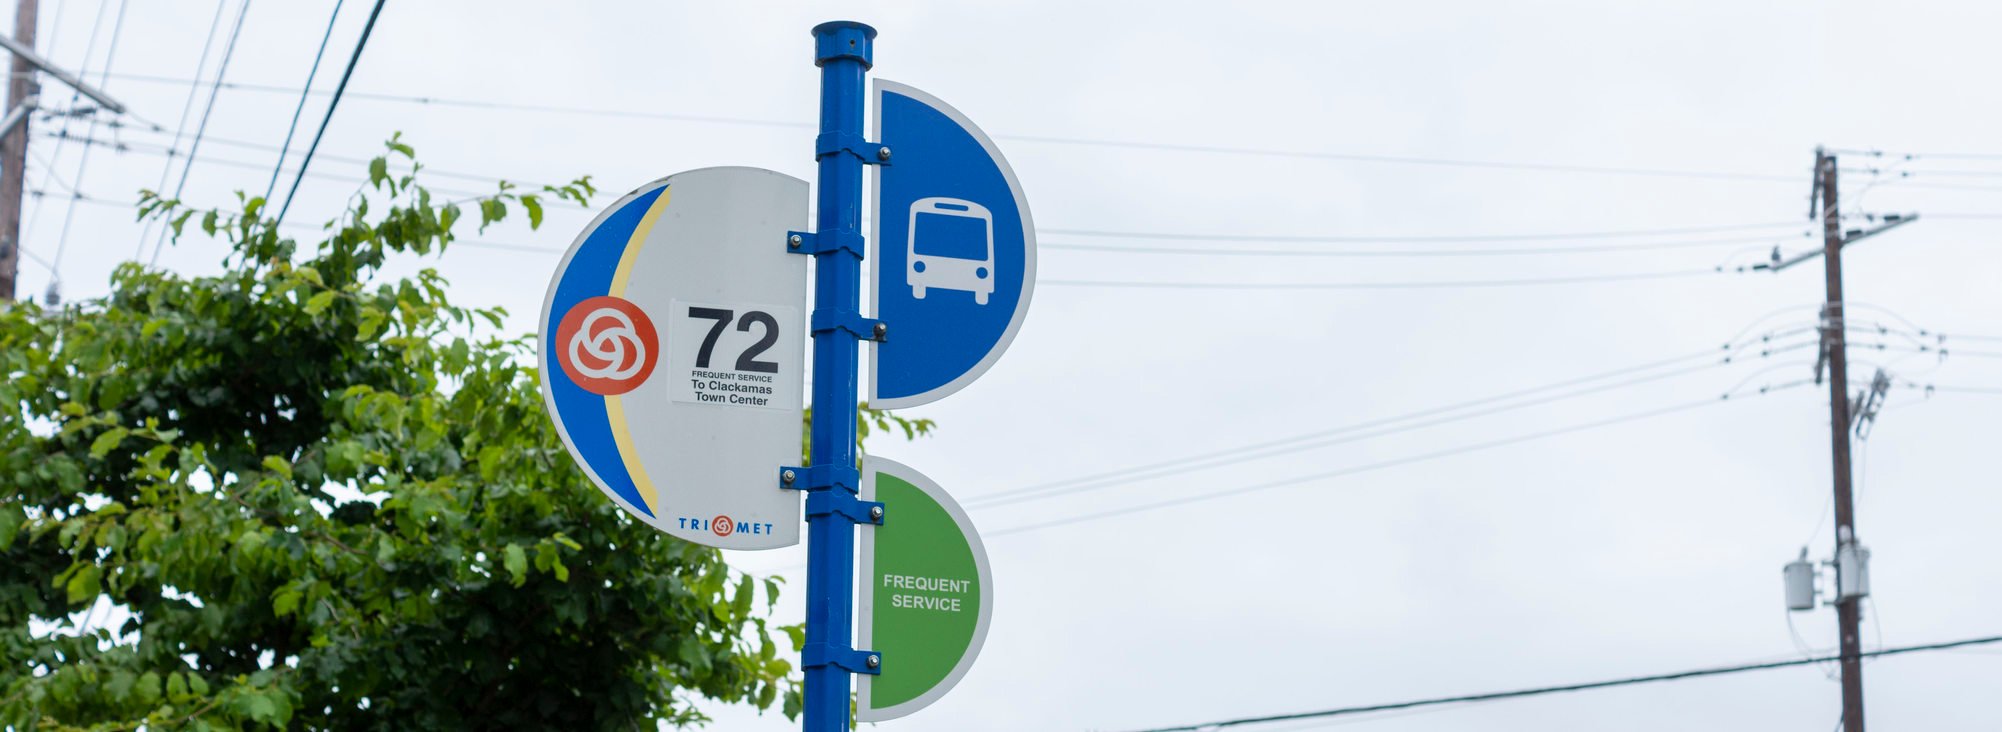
<box><xmin>804</xmin><ymin>490</ymin><xmax>886</xmax><ymax>527</ymax></box>
<box><xmin>815</xmin><ymin>131</ymin><xmax>892</xmax><ymax>165</ymax></box>
<box><xmin>811</xmin><ymin>309</ymin><xmax>887</xmax><ymax>342</ymax></box>
<box><xmin>779</xmin><ymin>464</ymin><xmax>861</xmax><ymax>493</ymax></box>
<box><xmin>786</xmin><ymin>229</ymin><xmax>866</xmax><ymax>259</ymax></box>
<box><xmin>802</xmin><ymin>642</ymin><xmax>882</xmax><ymax>676</ymax></box>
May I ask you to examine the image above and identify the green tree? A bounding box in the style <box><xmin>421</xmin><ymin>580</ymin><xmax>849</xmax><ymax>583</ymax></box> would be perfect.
<box><xmin>0</xmin><ymin>138</ymin><xmax>925</xmax><ymax>730</ymax></box>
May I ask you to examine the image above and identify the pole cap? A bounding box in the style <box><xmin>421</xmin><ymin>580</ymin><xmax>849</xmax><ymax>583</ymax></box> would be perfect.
<box><xmin>812</xmin><ymin>21</ymin><xmax>877</xmax><ymax>68</ymax></box>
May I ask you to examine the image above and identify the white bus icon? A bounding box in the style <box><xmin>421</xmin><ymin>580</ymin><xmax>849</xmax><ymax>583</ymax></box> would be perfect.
<box><xmin>906</xmin><ymin>197</ymin><xmax>994</xmax><ymax>305</ymax></box>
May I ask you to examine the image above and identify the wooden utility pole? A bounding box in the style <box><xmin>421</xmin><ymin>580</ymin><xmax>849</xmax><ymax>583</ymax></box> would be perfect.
<box><xmin>1815</xmin><ymin>148</ymin><xmax>1866</xmax><ymax>732</ymax></box>
<box><xmin>0</xmin><ymin>0</ymin><xmax>36</xmax><ymax>301</ymax></box>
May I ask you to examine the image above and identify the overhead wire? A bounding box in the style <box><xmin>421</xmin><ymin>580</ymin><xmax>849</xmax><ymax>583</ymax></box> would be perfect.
<box><xmin>51</xmin><ymin>130</ymin><xmax>1794</xmax><ymax>263</ymax></box>
<box><xmin>1041</xmin><ymin>221</ymin><xmax>1807</xmax><ymax>243</ymax></box>
<box><xmin>104</xmin><ymin>123</ymin><xmax>564</xmax><ymax>188</ymax></box>
<box><xmin>149</xmin><ymin>0</ymin><xmax>253</xmax><ymax>266</ymax></box>
<box><xmin>990</xmin><ymin>383</ymin><xmax>1809</xmax><ymax>538</ymax></box>
<box><xmin>261</xmin><ymin>0</ymin><xmax>345</xmax><ymax>204</ymax></box>
<box><xmin>26</xmin><ymin>0</ymin><xmax>113</xmax><ymax>289</ymax></box>
<box><xmin>48</xmin><ymin>0</ymin><xmax>131</xmax><ymax>292</ymax></box>
<box><xmin>1039</xmin><ymin>269</ymin><xmax>1728</xmax><ymax>291</ymax></box>
<box><xmin>967</xmin><ymin>338</ymin><xmax>1820</xmax><ymax>511</ymax></box>
<box><xmin>999</xmin><ymin>134</ymin><xmax>1804</xmax><ymax>182</ymax></box>
<box><xmin>963</xmin><ymin>330</ymin><xmax>1813</xmax><ymax>507</ymax></box>
<box><xmin>1114</xmin><ymin>634</ymin><xmax>2002</xmax><ymax>732</ymax></box>
<box><xmin>88</xmin><ymin>71</ymin><xmax>1812</xmax><ymax>184</ymax></box>
<box><xmin>132</xmin><ymin>0</ymin><xmax>228</xmax><ymax>260</ymax></box>
<box><xmin>48</xmin><ymin>190</ymin><xmax>565</xmax><ymax>260</ymax></box>
<box><xmin>1041</xmin><ymin>232</ymin><xmax>1811</xmax><ymax>258</ymax></box>
<box><xmin>1828</xmin><ymin>148</ymin><xmax>2002</xmax><ymax>162</ymax></box>
<box><xmin>48</xmin><ymin>131</ymin><xmax>504</xmax><ymax>201</ymax></box>
<box><xmin>271</xmin><ymin>0</ymin><xmax>387</xmax><ymax>227</ymax></box>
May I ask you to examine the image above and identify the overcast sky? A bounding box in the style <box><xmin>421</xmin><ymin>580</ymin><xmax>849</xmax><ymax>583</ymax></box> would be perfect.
<box><xmin>15</xmin><ymin>1</ymin><xmax>2002</xmax><ymax>730</ymax></box>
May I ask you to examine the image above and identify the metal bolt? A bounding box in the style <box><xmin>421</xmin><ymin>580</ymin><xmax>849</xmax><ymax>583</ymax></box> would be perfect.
<box><xmin>788</xmin><ymin>234</ymin><xmax>802</xmax><ymax>248</ymax></box>
<box><xmin>876</xmin><ymin>146</ymin><xmax>892</xmax><ymax>161</ymax></box>
<box><xmin>782</xmin><ymin>469</ymin><xmax>797</xmax><ymax>484</ymax></box>
<box><xmin>866</xmin><ymin>654</ymin><xmax>881</xmax><ymax>669</ymax></box>
<box><xmin>869</xmin><ymin>505</ymin><xmax>884</xmax><ymax>521</ymax></box>
<box><xmin>872</xmin><ymin>322</ymin><xmax>887</xmax><ymax>339</ymax></box>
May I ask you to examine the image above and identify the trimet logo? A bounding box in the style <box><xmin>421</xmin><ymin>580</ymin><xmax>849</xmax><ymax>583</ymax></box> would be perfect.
<box><xmin>678</xmin><ymin>515</ymin><xmax>777</xmax><ymax>537</ymax></box>
<box><xmin>556</xmin><ymin>296</ymin><xmax>658</xmax><ymax>395</ymax></box>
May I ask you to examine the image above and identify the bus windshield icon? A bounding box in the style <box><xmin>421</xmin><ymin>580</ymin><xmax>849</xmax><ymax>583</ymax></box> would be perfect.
<box><xmin>906</xmin><ymin>197</ymin><xmax>994</xmax><ymax>305</ymax></box>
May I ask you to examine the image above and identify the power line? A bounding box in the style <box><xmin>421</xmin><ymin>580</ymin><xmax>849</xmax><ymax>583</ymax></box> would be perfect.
<box><xmin>132</xmin><ymin>0</ymin><xmax>227</xmax><ymax>260</ymax></box>
<box><xmin>1875</xmin><ymin>181</ymin><xmax>2002</xmax><ymax>193</ymax></box>
<box><xmin>23</xmin><ymin>0</ymin><xmax>113</xmax><ymax>287</ymax></box>
<box><xmin>45</xmin><ymin>190</ymin><xmax>562</xmax><ymax>259</ymax></box>
<box><xmin>965</xmin><ymin>338</ymin><xmax>1817</xmax><ymax>510</ymax></box>
<box><xmin>1868</xmin><ymin>169</ymin><xmax>2002</xmax><ymax>179</ymax></box>
<box><xmin>48</xmin><ymin>0</ymin><xmax>130</xmax><ymax>291</ymax></box>
<box><xmin>1042</xmin><ymin>232</ymin><xmax>1809</xmax><ymax>258</ymax></box>
<box><xmin>89</xmin><ymin>71</ymin><xmax>1811</xmax><ymax>184</ymax></box>
<box><xmin>262</xmin><ymin>0</ymin><xmax>344</xmax><ymax>204</ymax></box>
<box><xmin>271</xmin><ymin>0</ymin><xmax>386</xmax><ymax>227</ymax></box>
<box><xmin>47</xmin><ymin>128</ymin><xmax>573</xmax><ymax>204</ymax></box>
<box><xmin>22</xmin><ymin>144</ymin><xmax>77</xmax><ymax>199</ymax></box>
<box><xmin>1000</xmin><ymin>135</ymin><xmax>1803</xmax><ymax>182</ymax></box>
<box><xmin>1040</xmin><ymin>269</ymin><xmax>1726</xmax><ymax>291</ymax></box>
<box><xmin>959</xmin><ymin>343</ymin><xmax>1738</xmax><ymax>504</ymax></box>
<box><xmin>47</xmin><ymin>131</ymin><xmax>502</xmax><ymax>201</ymax></box>
<box><xmin>149</xmin><ymin>0</ymin><xmax>251</xmax><ymax>266</ymax></box>
<box><xmin>991</xmin><ymin>385</ymin><xmax>1806</xmax><ymax>538</ymax></box>
<box><xmin>1116</xmin><ymin>634</ymin><xmax>2002</xmax><ymax>732</ymax></box>
<box><xmin>1830</xmin><ymin>148</ymin><xmax>2002</xmax><ymax>161</ymax></box>
<box><xmin>103</xmin><ymin>71</ymin><xmax>817</xmax><ymax>129</ymax></box>
<box><xmin>1040</xmin><ymin>221</ymin><xmax>1806</xmax><ymax>243</ymax></box>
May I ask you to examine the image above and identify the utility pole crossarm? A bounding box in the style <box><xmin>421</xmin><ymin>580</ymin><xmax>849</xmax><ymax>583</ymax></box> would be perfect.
<box><xmin>0</xmin><ymin>95</ymin><xmax>34</xmax><ymax>139</ymax></box>
<box><xmin>0</xmin><ymin>32</ymin><xmax>124</xmax><ymax>114</ymax></box>
<box><xmin>1762</xmin><ymin>214</ymin><xmax>1920</xmax><ymax>272</ymax></box>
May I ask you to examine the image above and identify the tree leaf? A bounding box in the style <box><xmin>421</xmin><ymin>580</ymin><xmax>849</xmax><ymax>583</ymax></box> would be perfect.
<box><xmin>0</xmin><ymin>504</ymin><xmax>23</xmax><ymax>550</ymax></box>
<box><xmin>272</xmin><ymin>585</ymin><xmax>303</xmax><ymax>618</ymax></box>
<box><xmin>65</xmin><ymin>564</ymin><xmax>101</xmax><ymax>605</ymax></box>
<box><xmin>521</xmin><ymin>195</ymin><xmax>543</xmax><ymax>229</ymax></box>
<box><xmin>234</xmin><ymin>690</ymin><xmax>283</xmax><ymax>724</ymax></box>
<box><xmin>504</xmin><ymin>543</ymin><xmax>527</xmax><ymax>587</ymax></box>
<box><xmin>89</xmin><ymin>427</ymin><xmax>130</xmax><ymax>458</ymax></box>
<box><xmin>304</xmin><ymin>291</ymin><xmax>338</xmax><ymax>316</ymax></box>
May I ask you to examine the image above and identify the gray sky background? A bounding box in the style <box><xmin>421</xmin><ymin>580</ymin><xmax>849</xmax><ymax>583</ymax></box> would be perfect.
<box><xmin>13</xmin><ymin>1</ymin><xmax>2002</xmax><ymax>730</ymax></box>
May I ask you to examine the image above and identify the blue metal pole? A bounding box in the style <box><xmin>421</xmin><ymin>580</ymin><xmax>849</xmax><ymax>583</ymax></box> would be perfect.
<box><xmin>805</xmin><ymin>20</ymin><xmax>873</xmax><ymax>732</ymax></box>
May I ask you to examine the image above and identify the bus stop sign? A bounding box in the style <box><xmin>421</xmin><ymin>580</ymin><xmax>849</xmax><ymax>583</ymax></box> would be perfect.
<box><xmin>870</xmin><ymin>80</ymin><xmax>1036</xmax><ymax>409</ymax></box>
<box><xmin>856</xmin><ymin>456</ymin><xmax>993</xmax><ymax>722</ymax></box>
<box><xmin>538</xmin><ymin>167</ymin><xmax>808</xmax><ymax>550</ymax></box>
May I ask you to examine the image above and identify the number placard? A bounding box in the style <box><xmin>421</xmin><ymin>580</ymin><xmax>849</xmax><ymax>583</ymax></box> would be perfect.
<box><xmin>668</xmin><ymin>300</ymin><xmax>803</xmax><ymax>411</ymax></box>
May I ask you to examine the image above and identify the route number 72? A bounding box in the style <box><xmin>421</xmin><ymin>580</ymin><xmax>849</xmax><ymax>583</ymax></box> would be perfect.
<box><xmin>686</xmin><ymin>307</ymin><xmax>781</xmax><ymax>374</ymax></box>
